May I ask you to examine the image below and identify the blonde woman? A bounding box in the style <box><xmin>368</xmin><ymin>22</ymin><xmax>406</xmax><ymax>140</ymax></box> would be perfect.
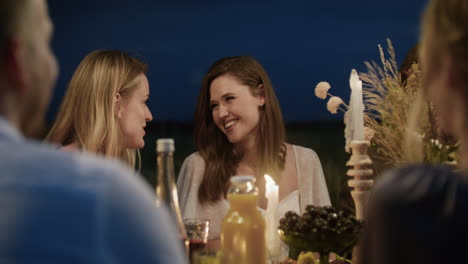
<box><xmin>47</xmin><ymin>50</ymin><xmax>153</xmax><ymax>168</ymax></box>
<box><xmin>360</xmin><ymin>1</ymin><xmax>468</xmax><ymax>263</ymax></box>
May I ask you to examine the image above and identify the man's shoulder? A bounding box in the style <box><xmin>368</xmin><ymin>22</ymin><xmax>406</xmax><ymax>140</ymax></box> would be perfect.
<box><xmin>377</xmin><ymin>164</ymin><xmax>461</xmax><ymax>194</ymax></box>
<box><xmin>0</xmin><ymin>139</ymin><xmax>134</xmax><ymax>186</ymax></box>
<box><xmin>373</xmin><ymin>164</ymin><xmax>468</xmax><ymax>212</ymax></box>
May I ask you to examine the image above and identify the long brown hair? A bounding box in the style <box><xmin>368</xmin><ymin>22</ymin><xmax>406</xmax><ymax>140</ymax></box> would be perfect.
<box><xmin>195</xmin><ymin>56</ymin><xmax>286</xmax><ymax>204</ymax></box>
<box><xmin>46</xmin><ymin>50</ymin><xmax>148</xmax><ymax>168</ymax></box>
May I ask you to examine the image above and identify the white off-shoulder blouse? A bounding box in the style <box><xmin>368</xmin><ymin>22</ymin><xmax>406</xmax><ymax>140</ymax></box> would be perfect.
<box><xmin>176</xmin><ymin>145</ymin><xmax>331</xmax><ymax>240</ymax></box>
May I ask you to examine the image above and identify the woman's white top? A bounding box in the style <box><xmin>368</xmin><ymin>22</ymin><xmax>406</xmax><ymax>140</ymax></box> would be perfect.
<box><xmin>177</xmin><ymin>145</ymin><xmax>331</xmax><ymax>240</ymax></box>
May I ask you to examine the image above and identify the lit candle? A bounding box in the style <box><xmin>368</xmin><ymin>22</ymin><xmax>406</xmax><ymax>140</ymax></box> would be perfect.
<box><xmin>264</xmin><ymin>174</ymin><xmax>280</xmax><ymax>258</ymax></box>
<box><xmin>348</xmin><ymin>69</ymin><xmax>364</xmax><ymax>141</ymax></box>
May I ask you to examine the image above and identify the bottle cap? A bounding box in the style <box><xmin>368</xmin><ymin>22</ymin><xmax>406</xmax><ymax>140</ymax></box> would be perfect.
<box><xmin>229</xmin><ymin>175</ymin><xmax>257</xmax><ymax>194</ymax></box>
<box><xmin>230</xmin><ymin>175</ymin><xmax>256</xmax><ymax>184</ymax></box>
<box><xmin>156</xmin><ymin>138</ymin><xmax>175</xmax><ymax>152</ymax></box>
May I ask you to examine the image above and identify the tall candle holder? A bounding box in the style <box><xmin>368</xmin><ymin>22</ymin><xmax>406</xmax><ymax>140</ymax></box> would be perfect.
<box><xmin>346</xmin><ymin>140</ymin><xmax>373</xmax><ymax>264</ymax></box>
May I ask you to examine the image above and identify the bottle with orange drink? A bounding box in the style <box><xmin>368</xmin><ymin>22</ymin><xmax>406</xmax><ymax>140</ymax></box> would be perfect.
<box><xmin>221</xmin><ymin>176</ymin><xmax>266</xmax><ymax>264</ymax></box>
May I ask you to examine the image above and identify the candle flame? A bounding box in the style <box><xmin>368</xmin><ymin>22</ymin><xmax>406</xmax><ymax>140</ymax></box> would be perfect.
<box><xmin>264</xmin><ymin>174</ymin><xmax>276</xmax><ymax>185</ymax></box>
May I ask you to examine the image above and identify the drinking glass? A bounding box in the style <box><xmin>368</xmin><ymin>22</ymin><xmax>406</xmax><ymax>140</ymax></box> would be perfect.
<box><xmin>184</xmin><ymin>218</ymin><xmax>210</xmax><ymax>263</ymax></box>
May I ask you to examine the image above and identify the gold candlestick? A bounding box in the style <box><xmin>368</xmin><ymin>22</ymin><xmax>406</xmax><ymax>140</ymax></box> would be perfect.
<box><xmin>346</xmin><ymin>140</ymin><xmax>373</xmax><ymax>264</ymax></box>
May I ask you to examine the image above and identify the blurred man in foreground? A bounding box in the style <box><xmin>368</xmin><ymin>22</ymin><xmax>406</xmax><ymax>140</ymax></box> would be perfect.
<box><xmin>0</xmin><ymin>1</ymin><xmax>186</xmax><ymax>263</ymax></box>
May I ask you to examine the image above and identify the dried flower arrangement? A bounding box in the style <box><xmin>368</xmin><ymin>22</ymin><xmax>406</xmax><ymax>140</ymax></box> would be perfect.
<box><xmin>314</xmin><ymin>39</ymin><xmax>458</xmax><ymax>168</ymax></box>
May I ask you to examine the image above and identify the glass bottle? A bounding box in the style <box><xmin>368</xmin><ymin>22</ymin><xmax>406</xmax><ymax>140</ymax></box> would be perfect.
<box><xmin>221</xmin><ymin>176</ymin><xmax>267</xmax><ymax>264</ymax></box>
<box><xmin>154</xmin><ymin>138</ymin><xmax>189</xmax><ymax>258</ymax></box>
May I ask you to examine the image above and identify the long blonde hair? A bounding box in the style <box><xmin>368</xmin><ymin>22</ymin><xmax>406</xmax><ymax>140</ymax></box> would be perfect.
<box><xmin>46</xmin><ymin>50</ymin><xmax>148</xmax><ymax>168</ymax></box>
<box><xmin>403</xmin><ymin>0</ymin><xmax>468</xmax><ymax>165</ymax></box>
<box><xmin>195</xmin><ymin>56</ymin><xmax>286</xmax><ymax>204</ymax></box>
<box><xmin>421</xmin><ymin>0</ymin><xmax>468</xmax><ymax>93</ymax></box>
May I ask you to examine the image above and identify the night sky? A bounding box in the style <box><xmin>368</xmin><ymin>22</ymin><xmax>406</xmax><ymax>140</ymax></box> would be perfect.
<box><xmin>47</xmin><ymin>0</ymin><xmax>428</xmax><ymax>123</ymax></box>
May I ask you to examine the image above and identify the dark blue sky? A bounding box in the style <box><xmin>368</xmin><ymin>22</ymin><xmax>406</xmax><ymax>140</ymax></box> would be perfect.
<box><xmin>47</xmin><ymin>0</ymin><xmax>428</xmax><ymax>123</ymax></box>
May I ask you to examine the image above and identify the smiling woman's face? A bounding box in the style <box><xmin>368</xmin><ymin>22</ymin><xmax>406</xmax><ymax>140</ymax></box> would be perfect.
<box><xmin>209</xmin><ymin>74</ymin><xmax>264</xmax><ymax>146</ymax></box>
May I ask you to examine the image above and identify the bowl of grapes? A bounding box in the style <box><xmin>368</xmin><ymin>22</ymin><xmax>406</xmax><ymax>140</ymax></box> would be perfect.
<box><xmin>278</xmin><ymin>205</ymin><xmax>364</xmax><ymax>263</ymax></box>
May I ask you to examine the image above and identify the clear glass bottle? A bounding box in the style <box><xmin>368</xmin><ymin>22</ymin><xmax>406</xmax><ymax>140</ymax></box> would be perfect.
<box><xmin>221</xmin><ymin>176</ymin><xmax>267</xmax><ymax>264</ymax></box>
<box><xmin>154</xmin><ymin>138</ymin><xmax>189</xmax><ymax>258</ymax></box>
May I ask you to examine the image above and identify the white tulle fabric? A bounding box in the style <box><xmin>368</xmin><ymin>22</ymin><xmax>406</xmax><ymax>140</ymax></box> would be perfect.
<box><xmin>176</xmin><ymin>145</ymin><xmax>331</xmax><ymax>240</ymax></box>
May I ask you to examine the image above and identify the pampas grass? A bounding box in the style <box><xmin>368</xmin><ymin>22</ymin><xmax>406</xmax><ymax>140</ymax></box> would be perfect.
<box><xmin>360</xmin><ymin>39</ymin><xmax>424</xmax><ymax>166</ymax></box>
<box><xmin>316</xmin><ymin>39</ymin><xmax>458</xmax><ymax>169</ymax></box>
<box><xmin>360</xmin><ymin>39</ymin><xmax>457</xmax><ymax>168</ymax></box>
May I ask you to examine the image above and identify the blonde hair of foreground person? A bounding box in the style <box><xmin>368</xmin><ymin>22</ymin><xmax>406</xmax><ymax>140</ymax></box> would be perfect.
<box><xmin>47</xmin><ymin>50</ymin><xmax>148</xmax><ymax>169</ymax></box>
<box><xmin>404</xmin><ymin>0</ymin><xmax>468</xmax><ymax>165</ymax></box>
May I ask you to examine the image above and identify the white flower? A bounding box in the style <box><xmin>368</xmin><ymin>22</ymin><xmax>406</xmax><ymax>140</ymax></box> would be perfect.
<box><xmin>315</xmin><ymin>81</ymin><xmax>331</xmax><ymax>99</ymax></box>
<box><xmin>411</xmin><ymin>131</ymin><xmax>424</xmax><ymax>142</ymax></box>
<box><xmin>327</xmin><ymin>96</ymin><xmax>343</xmax><ymax>114</ymax></box>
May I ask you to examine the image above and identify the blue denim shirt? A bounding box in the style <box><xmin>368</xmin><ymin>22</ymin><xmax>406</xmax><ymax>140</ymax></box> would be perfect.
<box><xmin>0</xmin><ymin>117</ymin><xmax>187</xmax><ymax>263</ymax></box>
